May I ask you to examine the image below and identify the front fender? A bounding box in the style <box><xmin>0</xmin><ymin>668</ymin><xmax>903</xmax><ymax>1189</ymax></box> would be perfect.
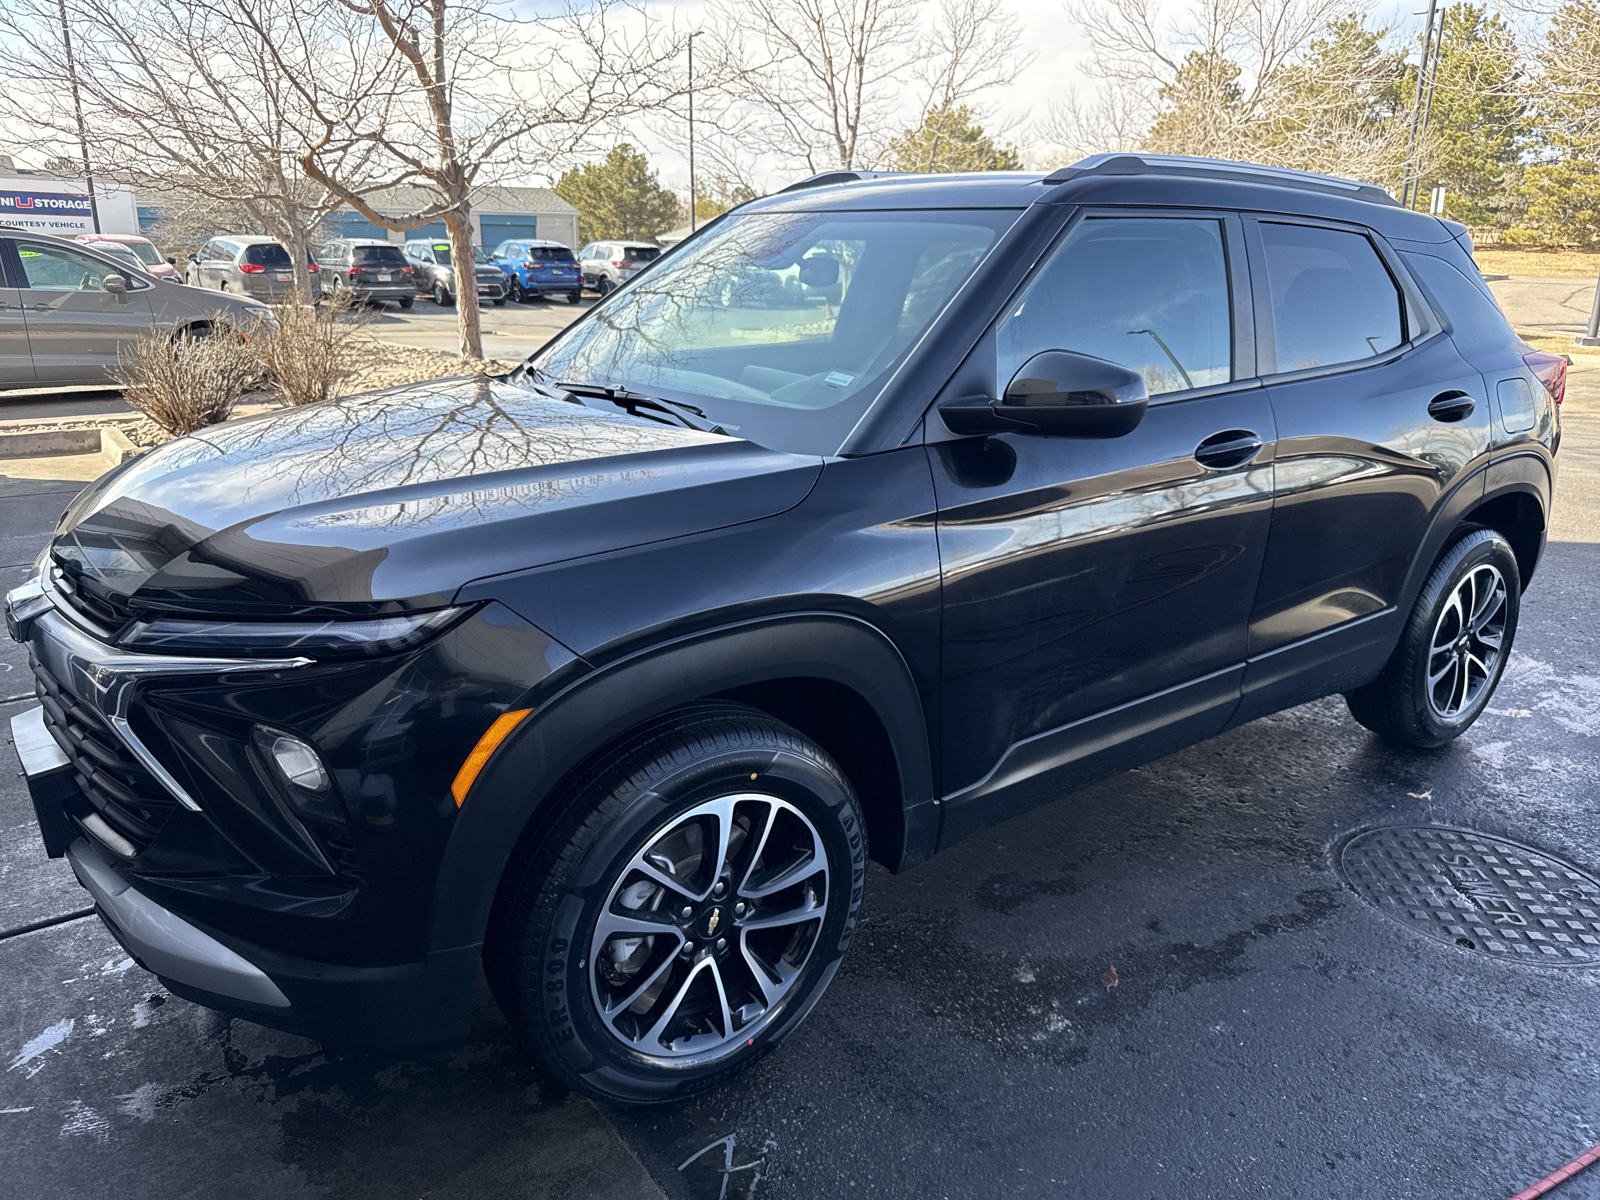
<box><xmin>427</xmin><ymin>611</ymin><xmax>936</xmax><ymax>953</ymax></box>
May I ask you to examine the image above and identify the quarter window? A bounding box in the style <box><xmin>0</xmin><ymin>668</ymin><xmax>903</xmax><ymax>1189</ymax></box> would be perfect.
<box><xmin>1259</xmin><ymin>222</ymin><xmax>1403</xmax><ymax>372</ymax></box>
<box><xmin>997</xmin><ymin>217</ymin><xmax>1233</xmax><ymax>398</ymax></box>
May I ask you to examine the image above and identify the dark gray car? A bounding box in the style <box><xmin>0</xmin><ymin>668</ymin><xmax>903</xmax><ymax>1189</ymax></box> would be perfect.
<box><xmin>0</xmin><ymin>227</ymin><xmax>274</xmax><ymax>390</ymax></box>
<box><xmin>185</xmin><ymin>235</ymin><xmax>323</xmax><ymax>303</ymax></box>
<box><xmin>320</xmin><ymin>239</ymin><xmax>417</xmax><ymax>308</ymax></box>
<box><xmin>402</xmin><ymin>239</ymin><xmax>507</xmax><ymax>306</ymax></box>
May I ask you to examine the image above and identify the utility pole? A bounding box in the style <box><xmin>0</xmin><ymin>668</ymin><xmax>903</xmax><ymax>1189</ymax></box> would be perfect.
<box><xmin>1400</xmin><ymin>0</ymin><xmax>1441</xmax><ymax>209</ymax></box>
<box><xmin>57</xmin><ymin>0</ymin><xmax>100</xmax><ymax>233</ymax></box>
<box><xmin>687</xmin><ymin>31</ymin><xmax>699</xmax><ymax>233</ymax></box>
<box><xmin>1578</xmin><ymin>277</ymin><xmax>1600</xmax><ymax>348</ymax></box>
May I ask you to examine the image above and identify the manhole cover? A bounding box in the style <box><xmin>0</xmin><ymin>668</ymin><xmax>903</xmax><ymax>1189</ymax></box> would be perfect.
<box><xmin>1338</xmin><ymin>826</ymin><xmax>1600</xmax><ymax>967</ymax></box>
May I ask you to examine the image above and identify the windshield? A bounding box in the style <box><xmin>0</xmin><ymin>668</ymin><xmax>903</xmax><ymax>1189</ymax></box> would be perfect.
<box><xmin>430</xmin><ymin>243</ymin><xmax>490</xmax><ymax>266</ymax></box>
<box><xmin>529</xmin><ymin>209</ymin><xmax>1016</xmax><ymax>454</ymax></box>
<box><xmin>126</xmin><ymin>241</ymin><xmax>163</xmax><ymax>266</ymax></box>
<box><xmin>88</xmin><ymin>243</ymin><xmax>143</xmax><ymax>269</ymax></box>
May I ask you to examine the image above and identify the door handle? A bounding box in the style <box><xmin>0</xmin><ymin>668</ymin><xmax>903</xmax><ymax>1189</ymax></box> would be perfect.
<box><xmin>1194</xmin><ymin>429</ymin><xmax>1265</xmax><ymax>470</ymax></box>
<box><xmin>1427</xmin><ymin>391</ymin><xmax>1476</xmax><ymax>422</ymax></box>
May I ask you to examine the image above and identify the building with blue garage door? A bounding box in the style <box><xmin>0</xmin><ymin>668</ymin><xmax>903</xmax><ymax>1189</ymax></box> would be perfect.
<box><xmin>324</xmin><ymin>184</ymin><xmax>580</xmax><ymax>252</ymax></box>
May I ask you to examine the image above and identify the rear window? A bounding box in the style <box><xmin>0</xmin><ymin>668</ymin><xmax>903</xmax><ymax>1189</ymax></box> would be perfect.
<box><xmin>534</xmin><ymin>246</ymin><xmax>575</xmax><ymax>262</ymax></box>
<box><xmin>1260</xmin><ymin>223</ymin><xmax>1403</xmax><ymax>372</ymax></box>
<box><xmin>354</xmin><ymin>245</ymin><xmax>405</xmax><ymax>265</ymax></box>
<box><xmin>243</xmin><ymin>243</ymin><xmax>292</xmax><ymax>268</ymax></box>
<box><xmin>622</xmin><ymin>246</ymin><xmax>660</xmax><ymax>263</ymax></box>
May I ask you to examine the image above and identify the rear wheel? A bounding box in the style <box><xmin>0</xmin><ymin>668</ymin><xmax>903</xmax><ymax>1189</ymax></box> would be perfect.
<box><xmin>398</xmin><ymin>296</ymin><xmax>414</xmax><ymax>310</ymax></box>
<box><xmin>596</xmin><ymin>276</ymin><xmax>613</xmax><ymax>297</ymax></box>
<box><xmin>1346</xmin><ymin>528</ymin><xmax>1520</xmax><ymax>749</ymax></box>
<box><xmin>433</xmin><ymin>282</ymin><xmax>452</xmax><ymax>306</ymax></box>
<box><xmin>566</xmin><ymin>290</ymin><xmax>581</xmax><ymax>305</ymax></box>
<box><xmin>486</xmin><ymin>703</ymin><xmax>866</xmax><ymax>1102</ymax></box>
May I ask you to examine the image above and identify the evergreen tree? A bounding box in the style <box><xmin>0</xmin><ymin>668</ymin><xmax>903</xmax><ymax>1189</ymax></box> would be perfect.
<box><xmin>888</xmin><ymin>105</ymin><xmax>1021</xmax><ymax>173</ymax></box>
<box><xmin>1409</xmin><ymin>4</ymin><xmax>1530</xmax><ymax>225</ymax></box>
<box><xmin>1512</xmin><ymin>0</ymin><xmax>1600</xmax><ymax>246</ymax></box>
<box><xmin>556</xmin><ymin>145</ymin><xmax>680</xmax><ymax>245</ymax></box>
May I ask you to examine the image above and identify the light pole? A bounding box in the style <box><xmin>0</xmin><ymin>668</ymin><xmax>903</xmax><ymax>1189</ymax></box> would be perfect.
<box><xmin>56</xmin><ymin>0</ymin><xmax>100</xmax><ymax>234</ymax></box>
<box><xmin>1400</xmin><ymin>0</ymin><xmax>1440</xmax><ymax>209</ymax></box>
<box><xmin>687</xmin><ymin>31</ymin><xmax>699</xmax><ymax>233</ymax></box>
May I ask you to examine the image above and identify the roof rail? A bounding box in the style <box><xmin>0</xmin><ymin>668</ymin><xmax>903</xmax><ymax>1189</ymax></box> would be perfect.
<box><xmin>778</xmin><ymin>169</ymin><xmax>902</xmax><ymax>193</ymax></box>
<box><xmin>1044</xmin><ymin>153</ymin><xmax>1399</xmax><ymax>207</ymax></box>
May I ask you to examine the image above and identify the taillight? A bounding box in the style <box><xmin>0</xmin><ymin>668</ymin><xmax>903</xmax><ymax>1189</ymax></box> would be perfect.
<box><xmin>348</xmin><ymin>265</ymin><xmax>364</xmax><ymax>275</ymax></box>
<box><xmin>1524</xmin><ymin>349</ymin><xmax>1568</xmax><ymax>405</ymax></box>
<box><xmin>402</xmin><ymin>264</ymin><xmax>414</xmax><ymax>274</ymax></box>
<box><xmin>611</xmin><ymin>258</ymin><xmax>625</xmax><ymax>267</ymax></box>
<box><xmin>524</xmin><ymin>259</ymin><xmax>542</xmax><ymax>269</ymax></box>
<box><xmin>307</xmin><ymin>261</ymin><xmax>319</xmax><ymax>272</ymax></box>
<box><xmin>238</xmin><ymin>262</ymin><xmax>265</xmax><ymax>273</ymax></box>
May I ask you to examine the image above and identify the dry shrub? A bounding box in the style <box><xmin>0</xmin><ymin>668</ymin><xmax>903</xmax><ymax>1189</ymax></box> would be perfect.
<box><xmin>113</xmin><ymin>326</ymin><xmax>259</xmax><ymax>437</ymax></box>
<box><xmin>254</xmin><ymin>290</ymin><xmax>373</xmax><ymax>407</ymax></box>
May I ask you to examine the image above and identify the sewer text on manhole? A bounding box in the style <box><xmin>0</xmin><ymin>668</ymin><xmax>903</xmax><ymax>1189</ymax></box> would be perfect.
<box><xmin>1338</xmin><ymin>826</ymin><xmax>1600</xmax><ymax>967</ymax></box>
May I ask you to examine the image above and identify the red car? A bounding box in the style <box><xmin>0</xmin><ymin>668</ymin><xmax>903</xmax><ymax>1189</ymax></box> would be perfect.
<box><xmin>73</xmin><ymin>231</ymin><xmax>178</xmax><ymax>280</ymax></box>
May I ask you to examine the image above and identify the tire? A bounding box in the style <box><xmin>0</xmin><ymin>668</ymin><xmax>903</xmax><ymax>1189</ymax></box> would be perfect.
<box><xmin>566</xmin><ymin>290</ymin><xmax>581</xmax><ymax>305</ymax></box>
<box><xmin>399</xmin><ymin>296</ymin><xmax>414</xmax><ymax>310</ymax></box>
<box><xmin>1345</xmin><ymin>527</ymin><xmax>1520</xmax><ymax>749</ymax></box>
<box><xmin>597</xmin><ymin>276</ymin><xmax>613</xmax><ymax>296</ymax></box>
<box><xmin>433</xmin><ymin>283</ymin><xmax>452</xmax><ymax>307</ymax></box>
<box><xmin>493</xmin><ymin>296</ymin><xmax>508</xmax><ymax>307</ymax></box>
<box><xmin>509</xmin><ymin>278</ymin><xmax>526</xmax><ymax>303</ymax></box>
<box><xmin>485</xmin><ymin>702</ymin><xmax>867</xmax><ymax>1103</ymax></box>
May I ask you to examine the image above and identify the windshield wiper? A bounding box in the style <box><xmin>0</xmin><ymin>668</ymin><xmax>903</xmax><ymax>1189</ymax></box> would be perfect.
<box><xmin>556</xmin><ymin>380</ymin><xmax>727</xmax><ymax>435</ymax></box>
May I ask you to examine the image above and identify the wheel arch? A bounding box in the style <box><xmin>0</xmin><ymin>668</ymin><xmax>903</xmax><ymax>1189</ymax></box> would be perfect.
<box><xmin>428</xmin><ymin>612</ymin><xmax>937</xmax><ymax>953</ymax></box>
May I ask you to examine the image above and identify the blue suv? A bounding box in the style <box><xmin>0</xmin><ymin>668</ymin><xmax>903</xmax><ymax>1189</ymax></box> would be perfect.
<box><xmin>490</xmin><ymin>239</ymin><xmax>583</xmax><ymax>304</ymax></box>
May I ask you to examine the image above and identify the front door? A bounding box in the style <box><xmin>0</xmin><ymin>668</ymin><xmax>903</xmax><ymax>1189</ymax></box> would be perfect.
<box><xmin>1240</xmin><ymin>217</ymin><xmax>1491</xmax><ymax>715</ymax></box>
<box><xmin>10</xmin><ymin>241</ymin><xmax>153</xmax><ymax>384</ymax></box>
<box><xmin>931</xmin><ymin>211</ymin><xmax>1275</xmax><ymax>839</ymax></box>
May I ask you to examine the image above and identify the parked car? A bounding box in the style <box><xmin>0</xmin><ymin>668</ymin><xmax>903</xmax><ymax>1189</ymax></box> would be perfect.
<box><xmin>402</xmin><ymin>240</ymin><xmax>507</xmax><ymax>307</ymax></box>
<box><xmin>490</xmin><ymin>239</ymin><xmax>582</xmax><ymax>303</ymax></box>
<box><xmin>73</xmin><ymin>232</ymin><xmax>179</xmax><ymax>280</ymax></box>
<box><xmin>0</xmin><ymin>226</ymin><xmax>274</xmax><ymax>389</ymax></box>
<box><xmin>578</xmin><ymin>239</ymin><xmax>661</xmax><ymax>294</ymax></box>
<box><xmin>318</xmin><ymin>238</ymin><xmax>417</xmax><ymax>309</ymax></box>
<box><xmin>185</xmin><ymin>235</ymin><xmax>324</xmax><ymax>304</ymax></box>
<box><xmin>6</xmin><ymin>156</ymin><xmax>1561</xmax><ymax>1105</ymax></box>
<box><xmin>77</xmin><ymin>241</ymin><xmax>149</xmax><ymax>272</ymax></box>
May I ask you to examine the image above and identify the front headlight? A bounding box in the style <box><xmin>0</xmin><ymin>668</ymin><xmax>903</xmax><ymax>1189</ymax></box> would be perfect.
<box><xmin>119</xmin><ymin>607</ymin><xmax>468</xmax><ymax>660</ymax></box>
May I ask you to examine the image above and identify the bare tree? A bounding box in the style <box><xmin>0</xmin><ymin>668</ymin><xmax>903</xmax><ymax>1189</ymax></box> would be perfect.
<box><xmin>0</xmin><ymin>0</ymin><xmax>384</xmax><ymax>296</ymax></box>
<box><xmin>915</xmin><ymin>0</ymin><xmax>1029</xmax><ymax>118</ymax></box>
<box><xmin>295</xmin><ymin>0</ymin><xmax>689</xmax><ymax>359</ymax></box>
<box><xmin>711</xmin><ymin>0</ymin><xmax>926</xmax><ymax>172</ymax></box>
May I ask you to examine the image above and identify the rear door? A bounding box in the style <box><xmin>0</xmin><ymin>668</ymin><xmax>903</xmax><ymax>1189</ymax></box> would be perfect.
<box><xmin>10</xmin><ymin>240</ymin><xmax>154</xmax><ymax>384</ymax></box>
<box><xmin>1240</xmin><ymin>216</ymin><xmax>1490</xmax><ymax>715</ymax></box>
<box><xmin>930</xmin><ymin>208</ymin><xmax>1276</xmax><ymax>834</ymax></box>
<box><xmin>0</xmin><ymin>239</ymin><xmax>36</xmax><ymax>386</ymax></box>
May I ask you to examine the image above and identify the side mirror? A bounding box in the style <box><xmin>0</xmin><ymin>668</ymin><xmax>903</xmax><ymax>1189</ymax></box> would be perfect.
<box><xmin>939</xmin><ymin>350</ymin><xmax>1148</xmax><ymax>438</ymax></box>
<box><xmin>188</xmin><ymin>253</ymin><xmax>199</xmax><ymax>263</ymax></box>
<box><xmin>103</xmin><ymin>274</ymin><xmax>128</xmax><ymax>301</ymax></box>
<box><xmin>166</xmin><ymin>256</ymin><xmax>177</xmax><ymax>266</ymax></box>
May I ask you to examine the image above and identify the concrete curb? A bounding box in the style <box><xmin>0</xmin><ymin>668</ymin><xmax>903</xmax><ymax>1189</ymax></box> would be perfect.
<box><xmin>0</xmin><ymin>423</ymin><xmax>143</xmax><ymax>472</ymax></box>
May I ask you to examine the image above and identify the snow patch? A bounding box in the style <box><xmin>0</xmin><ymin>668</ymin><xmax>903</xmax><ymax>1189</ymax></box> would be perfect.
<box><xmin>8</xmin><ymin>1019</ymin><xmax>74</xmax><ymax>1078</ymax></box>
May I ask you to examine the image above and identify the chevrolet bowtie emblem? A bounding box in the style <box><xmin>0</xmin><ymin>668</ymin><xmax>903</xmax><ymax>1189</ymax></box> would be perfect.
<box><xmin>706</xmin><ymin>908</ymin><xmax>721</xmax><ymax>935</ymax></box>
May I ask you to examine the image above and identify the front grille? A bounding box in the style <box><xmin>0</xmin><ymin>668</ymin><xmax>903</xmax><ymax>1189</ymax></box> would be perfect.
<box><xmin>49</xmin><ymin>562</ymin><xmax>135</xmax><ymax>634</ymax></box>
<box><xmin>29</xmin><ymin>651</ymin><xmax>176</xmax><ymax>852</ymax></box>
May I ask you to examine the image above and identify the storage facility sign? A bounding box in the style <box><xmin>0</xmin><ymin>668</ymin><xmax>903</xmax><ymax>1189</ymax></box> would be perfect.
<box><xmin>0</xmin><ymin>188</ymin><xmax>94</xmax><ymax>233</ymax></box>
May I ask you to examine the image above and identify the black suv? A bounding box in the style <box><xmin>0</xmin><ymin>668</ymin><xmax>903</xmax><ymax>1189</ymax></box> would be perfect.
<box><xmin>6</xmin><ymin>155</ymin><xmax>1561</xmax><ymax>1102</ymax></box>
<box><xmin>318</xmin><ymin>238</ymin><xmax>418</xmax><ymax>308</ymax></box>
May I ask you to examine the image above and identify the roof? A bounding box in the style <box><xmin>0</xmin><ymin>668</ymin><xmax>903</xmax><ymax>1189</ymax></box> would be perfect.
<box><xmin>72</xmin><ymin>232</ymin><xmax>156</xmax><ymax>244</ymax></box>
<box><xmin>748</xmin><ymin>155</ymin><xmax>1453</xmax><ymax>242</ymax></box>
<box><xmin>362</xmin><ymin>183</ymin><xmax>577</xmax><ymax>218</ymax></box>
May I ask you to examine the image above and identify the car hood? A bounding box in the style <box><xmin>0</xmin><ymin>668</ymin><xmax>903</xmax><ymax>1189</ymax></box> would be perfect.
<box><xmin>52</xmin><ymin>377</ymin><xmax>823</xmax><ymax>615</ymax></box>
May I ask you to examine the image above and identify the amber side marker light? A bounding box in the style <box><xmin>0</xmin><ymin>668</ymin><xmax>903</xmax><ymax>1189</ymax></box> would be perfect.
<box><xmin>452</xmin><ymin>708</ymin><xmax>534</xmax><ymax>807</ymax></box>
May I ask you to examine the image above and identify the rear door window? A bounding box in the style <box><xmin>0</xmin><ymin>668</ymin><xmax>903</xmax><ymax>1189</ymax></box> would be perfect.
<box><xmin>1259</xmin><ymin>222</ymin><xmax>1404</xmax><ymax>372</ymax></box>
<box><xmin>997</xmin><ymin>216</ymin><xmax>1234</xmax><ymax>398</ymax></box>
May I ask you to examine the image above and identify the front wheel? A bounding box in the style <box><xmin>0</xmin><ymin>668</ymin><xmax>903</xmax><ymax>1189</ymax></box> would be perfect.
<box><xmin>1346</xmin><ymin>527</ymin><xmax>1520</xmax><ymax>749</ymax></box>
<box><xmin>486</xmin><ymin>703</ymin><xmax>866</xmax><ymax>1103</ymax></box>
<box><xmin>433</xmin><ymin>282</ymin><xmax>452</xmax><ymax>307</ymax></box>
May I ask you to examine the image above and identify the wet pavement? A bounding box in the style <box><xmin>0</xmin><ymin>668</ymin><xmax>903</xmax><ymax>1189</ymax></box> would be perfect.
<box><xmin>5</xmin><ymin>421</ymin><xmax>1600</xmax><ymax>1198</ymax></box>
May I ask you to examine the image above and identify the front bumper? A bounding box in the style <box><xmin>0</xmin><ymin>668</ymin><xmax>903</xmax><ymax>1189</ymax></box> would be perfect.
<box><xmin>5</xmin><ymin>572</ymin><xmax>576</xmax><ymax>1049</ymax></box>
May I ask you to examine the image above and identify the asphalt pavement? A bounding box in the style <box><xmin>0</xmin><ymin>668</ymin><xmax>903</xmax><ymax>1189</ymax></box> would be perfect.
<box><xmin>3</xmin><ymin>301</ymin><xmax>1600</xmax><ymax>1199</ymax></box>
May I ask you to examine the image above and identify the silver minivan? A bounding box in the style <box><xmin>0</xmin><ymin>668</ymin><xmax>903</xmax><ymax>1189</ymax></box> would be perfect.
<box><xmin>186</xmin><ymin>235</ymin><xmax>324</xmax><ymax>303</ymax></box>
<box><xmin>1</xmin><ymin>227</ymin><xmax>275</xmax><ymax>390</ymax></box>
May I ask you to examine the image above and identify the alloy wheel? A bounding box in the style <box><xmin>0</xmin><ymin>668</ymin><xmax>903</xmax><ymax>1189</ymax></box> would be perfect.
<box><xmin>1427</xmin><ymin>563</ymin><xmax>1508</xmax><ymax>720</ymax></box>
<box><xmin>587</xmin><ymin>793</ymin><xmax>829</xmax><ymax>1061</ymax></box>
